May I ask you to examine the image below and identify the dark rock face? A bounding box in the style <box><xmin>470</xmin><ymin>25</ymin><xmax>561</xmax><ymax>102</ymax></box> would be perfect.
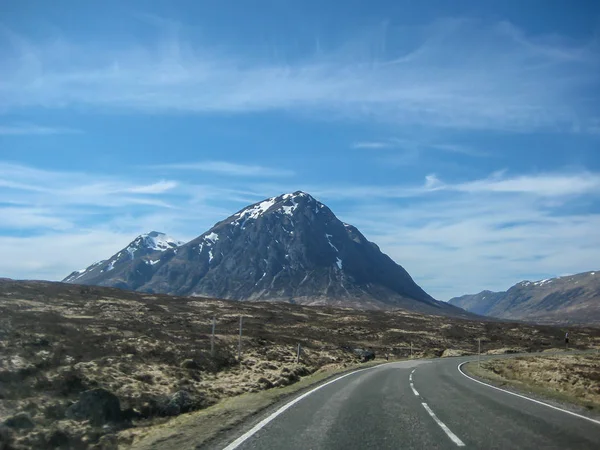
<box><xmin>64</xmin><ymin>192</ymin><xmax>467</xmax><ymax>315</ymax></box>
<box><xmin>65</xmin><ymin>389</ymin><xmax>122</xmax><ymax>426</ymax></box>
<box><xmin>448</xmin><ymin>271</ymin><xmax>600</xmax><ymax>325</ymax></box>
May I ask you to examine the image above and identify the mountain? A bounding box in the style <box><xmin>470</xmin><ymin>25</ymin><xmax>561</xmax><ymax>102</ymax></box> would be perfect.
<box><xmin>448</xmin><ymin>271</ymin><xmax>600</xmax><ymax>325</ymax></box>
<box><xmin>64</xmin><ymin>191</ymin><xmax>467</xmax><ymax>316</ymax></box>
<box><xmin>63</xmin><ymin>231</ymin><xmax>184</xmax><ymax>289</ymax></box>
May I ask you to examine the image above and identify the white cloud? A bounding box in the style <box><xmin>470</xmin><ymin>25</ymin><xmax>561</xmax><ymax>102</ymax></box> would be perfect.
<box><xmin>352</xmin><ymin>141</ymin><xmax>392</xmax><ymax>149</ymax></box>
<box><xmin>1</xmin><ymin>160</ymin><xmax>599</xmax><ymax>302</ymax></box>
<box><xmin>1</xmin><ymin>19</ymin><xmax>598</xmax><ymax>132</ymax></box>
<box><xmin>149</xmin><ymin>161</ymin><xmax>294</xmax><ymax>177</ymax></box>
<box><xmin>451</xmin><ymin>172</ymin><xmax>600</xmax><ymax>197</ymax></box>
<box><xmin>124</xmin><ymin>180</ymin><xmax>178</xmax><ymax>194</ymax></box>
<box><xmin>0</xmin><ymin>124</ymin><xmax>82</xmax><ymax>135</ymax></box>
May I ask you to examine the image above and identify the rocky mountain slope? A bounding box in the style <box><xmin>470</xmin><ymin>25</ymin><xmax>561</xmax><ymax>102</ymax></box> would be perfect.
<box><xmin>63</xmin><ymin>231</ymin><xmax>183</xmax><ymax>289</ymax></box>
<box><xmin>449</xmin><ymin>271</ymin><xmax>600</xmax><ymax>325</ymax></box>
<box><xmin>64</xmin><ymin>192</ymin><xmax>465</xmax><ymax>316</ymax></box>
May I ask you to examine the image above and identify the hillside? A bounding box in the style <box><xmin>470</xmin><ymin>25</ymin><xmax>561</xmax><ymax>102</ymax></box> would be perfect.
<box><xmin>64</xmin><ymin>191</ymin><xmax>465</xmax><ymax>316</ymax></box>
<box><xmin>449</xmin><ymin>271</ymin><xmax>600</xmax><ymax>325</ymax></box>
<box><xmin>2</xmin><ymin>279</ymin><xmax>599</xmax><ymax>448</ymax></box>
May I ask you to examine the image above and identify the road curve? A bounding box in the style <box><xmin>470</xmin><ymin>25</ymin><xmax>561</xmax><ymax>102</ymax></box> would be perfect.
<box><xmin>217</xmin><ymin>356</ymin><xmax>600</xmax><ymax>449</ymax></box>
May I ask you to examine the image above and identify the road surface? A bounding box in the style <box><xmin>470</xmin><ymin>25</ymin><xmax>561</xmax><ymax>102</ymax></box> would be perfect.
<box><xmin>219</xmin><ymin>356</ymin><xmax>600</xmax><ymax>449</ymax></box>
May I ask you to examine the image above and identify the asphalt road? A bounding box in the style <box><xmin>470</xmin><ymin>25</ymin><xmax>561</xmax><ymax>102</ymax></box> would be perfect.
<box><xmin>220</xmin><ymin>356</ymin><xmax>600</xmax><ymax>449</ymax></box>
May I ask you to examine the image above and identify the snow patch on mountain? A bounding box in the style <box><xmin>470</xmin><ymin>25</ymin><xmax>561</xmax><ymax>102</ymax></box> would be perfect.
<box><xmin>204</xmin><ymin>232</ymin><xmax>219</xmax><ymax>243</ymax></box>
<box><xmin>325</xmin><ymin>234</ymin><xmax>338</xmax><ymax>252</ymax></box>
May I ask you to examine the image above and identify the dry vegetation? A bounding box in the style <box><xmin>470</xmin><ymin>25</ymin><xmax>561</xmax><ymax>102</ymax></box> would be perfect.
<box><xmin>467</xmin><ymin>354</ymin><xmax>600</xmax><ymax>411</ymax></box>
<box><xmin>1</xmin><ymin>280</ymin><xmax>600</xmax><ymax>449</ymax></box>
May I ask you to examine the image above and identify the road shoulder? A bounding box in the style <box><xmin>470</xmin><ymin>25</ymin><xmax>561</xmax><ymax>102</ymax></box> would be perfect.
<box><xmin>117</xmin><ymin>359</ymin><xmax>388</xmax><ymax>450</ymax></box>
<box><xmin>462</xmin><ymin>354</ymin><xmax>600</xmax><ymax>421</ymax></box>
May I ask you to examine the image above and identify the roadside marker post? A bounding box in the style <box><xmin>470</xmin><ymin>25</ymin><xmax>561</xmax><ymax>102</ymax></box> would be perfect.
<box><xmin>297</xmin><ymin>343</ymin><xmax>301</xmax><ymax>364</ymax></box>
<box><xmin>211</xmin><ymin>316</ymin><xmax>216</xmax><ymax>357</ymax></box>
<box><xmin>410</xmin><ymin>341</ymin><xmax>413</xmax><ymax>359</ymax></box>
<box><xmin>478</xmin><ymin>338</ymin><xmax>481</xmax><ymax>368</ymax></box>
<box><xmin>238</xmin><ymin>316</ymin><xmax>243</xmax><ymax>363</ymax></box>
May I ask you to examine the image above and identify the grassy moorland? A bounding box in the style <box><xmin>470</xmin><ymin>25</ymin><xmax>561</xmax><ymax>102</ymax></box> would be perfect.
<box><xmin>1</xmin><ymin>279</ymin><xmax>599</xmax><ymax>449</ymax></box>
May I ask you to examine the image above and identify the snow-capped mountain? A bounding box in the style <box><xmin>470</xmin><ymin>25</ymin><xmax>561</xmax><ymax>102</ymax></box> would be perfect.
<box><xmin>448</xmin><ymin>270</ymin><xmax>600</xmax><ymax>325</ymax></box>
<box><xmin>64</xmin><ymin>192</ymin><xmax>467</xmax><ymax>315</ymax></box>
<box><xmin>62</xmin><ymin>231</ymin><xmax>184</xmax><ymax>289</ymax></box>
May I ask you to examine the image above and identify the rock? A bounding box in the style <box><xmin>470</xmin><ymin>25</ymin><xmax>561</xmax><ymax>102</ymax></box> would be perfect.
<box><xmin>165</xmin><ymin>391</ymin><xmax>194</xmax><ymax>416</ymax></box>
<box><xmin>66</xmin><ymin>389</ymin><xmax>122</xmax><ymax>426</ymax></box>
<box><xmin>3</xmin><ymin>412</ymin><xmax>35</xmax><ymax>429</ymax></box>
<box><xmin>0</xmin><ymin>425</ymin><xmax>14</xmax><ymax>450</ymax></box>
<box><xmin>352</xmin><ymin>348</ymin><xmax>375</xmax><ymax>362</ymax></box>
<box><xmin>97</xmin><ymin>433</ymin><xmax>118</xmax><ymax>450</ymax></box>
<box><xmin>180</xmin><ymin>359</ymin><xmax>201</xmax><ymax>370</ymax></box>
<box><xmin>257</xmin><ymin>377</ymin><xmax>274</xmax><ymax>389</ymax></box>
<box><xmin>46</xmin><ymin>429</ymin><xmax>70</xmax><ymax>448</ymax></box>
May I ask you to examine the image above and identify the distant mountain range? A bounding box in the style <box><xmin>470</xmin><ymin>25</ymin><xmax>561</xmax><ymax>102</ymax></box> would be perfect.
<box><xmin>64</xmin><ymin>191</ymin><xmax>469</xmax><ymax>316</ymax></box>
<box><xmin>449</xmin><ymin>271</ymin><xmax>600</xmax><ymax>325</ymax></box>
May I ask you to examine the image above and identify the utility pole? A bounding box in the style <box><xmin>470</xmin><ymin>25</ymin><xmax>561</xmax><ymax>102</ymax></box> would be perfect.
<box><xmin>238</xmin><ymin>316</ymin><xmax>243</xmax><ymax>363</ymax></box>
<box><xmin>211</xmin><ymin>316</ymin><xmax>216</xmax><ymax>357</ymax></box>
<box><xmin>297</xmin><ymin>343</ymin><xmax>301</xmax><ymax>364</ymax></box>
<box><xmin>478</xmin><ymin>338</ymin><xmax>481</xmax><ymax>368</ymax></box>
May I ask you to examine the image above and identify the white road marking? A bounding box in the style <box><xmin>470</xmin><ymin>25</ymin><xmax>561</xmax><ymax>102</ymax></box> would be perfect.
<box><xmin>458</xmin><ymin>361</ymin><xmax>600</xmax><ymax>426</ymax></box>
<box><xmin>409</xmin><ymin>373</ymin><xmax>413</xmax><ymax>381</ymax></box>
<box><xmin>422</xmin><ymin>402</ymin><xmax>466</xmax><ymax>447</ymax></box>
<box><xmin>223</xmin><ymin>362</ymin><xmax>396</xmax><ymax>449</ymax></box>
<box><xmin>410</xmin><ymin>382</ymin><xmax>419</xmax><ymax>396</ymax></box>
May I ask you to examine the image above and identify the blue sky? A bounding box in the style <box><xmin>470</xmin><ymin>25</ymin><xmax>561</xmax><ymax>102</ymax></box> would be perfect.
<box><xmin>1</xmin><ymin>0</ymin><xmax>599</xmax><ymax>300</ymax></box>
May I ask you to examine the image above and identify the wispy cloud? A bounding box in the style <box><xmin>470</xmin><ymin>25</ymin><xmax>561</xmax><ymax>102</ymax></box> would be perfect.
<box><xmin>1</xmin><ymin>19</ymin><xmax>598</xmax><ymax>132</ymax></box>
<box><xmin>0</xmin><ymin>124</ymin><xmax>82</xmax><ymax>135</ymax></box>
<box><xmin>149</xmin><ymin>161</ymin><xmax>294</xmax><ymax>177</ymax></box>
<box><xmin>351</xmin><ymin>141</ymin><xmax>393</xmax><ymax>149</ymax></box>
<box><xmin>1</xmin><ymin>161</ymin><xmax>599</xmax><ymax>301</ymax></box>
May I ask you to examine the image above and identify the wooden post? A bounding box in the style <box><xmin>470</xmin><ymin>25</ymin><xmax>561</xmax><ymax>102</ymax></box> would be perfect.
<box><xmin>211</xmin><ymin>316</ymin><xmax>216</xmax><ymax>357</ymax></box>
<box><xmin>297</xmin><ymin>343</ymin><xmax>301</xmax><ymax>364</ymax></box>
<box><xmin>238</xmin><ymin>316</ymin><xmax>243</xmax><ymax>363</ymax></box>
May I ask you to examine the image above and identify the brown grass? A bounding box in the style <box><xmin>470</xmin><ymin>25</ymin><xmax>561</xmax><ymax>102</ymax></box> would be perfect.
<box><xmin>465</xmin><ymin>354</ymin><xmax>600</xmax><ymax>411</ymax></box>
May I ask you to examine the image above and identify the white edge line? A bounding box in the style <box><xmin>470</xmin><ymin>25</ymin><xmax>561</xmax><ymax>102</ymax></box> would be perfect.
<box><xmin>422</xmin><ymin>402</ymin><xmax>466</xmax><ymax>446</ymax></box>
<box><xmin>223</xmin><ymin>362</ymin><xmax>395</xmax><ymax>449</ymax></box>
<box><xmin>458</xmin><ymin>361</ymin><xmax>600</xmax><ymax>426</ymax></box>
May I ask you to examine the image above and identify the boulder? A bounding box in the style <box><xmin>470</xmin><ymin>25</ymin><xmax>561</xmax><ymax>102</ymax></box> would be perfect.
<box><xmin>66</xmin><ymin>389</ymin><xmax>122</xmax><ymax>426</ymax></box>
<box><xmin>352</xmin><ymin>348</ymin><xmax>375</xmax><ymax>362</ymax></box>
<box><xmin>3</xmin><ymin>412</ymin><xmax>34</xmax><ymax>429</ymax></box>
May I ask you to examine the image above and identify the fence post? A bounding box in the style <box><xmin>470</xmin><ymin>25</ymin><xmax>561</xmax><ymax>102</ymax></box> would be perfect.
<box><xmin>211</xmin><ymin>316</ymin><xmax>216</xmax><ymax>357</ymax></box>
<box><xmin>238</xmin><ymin>316</ymin><xmax>243</xmax><ymax>363</ymax></box>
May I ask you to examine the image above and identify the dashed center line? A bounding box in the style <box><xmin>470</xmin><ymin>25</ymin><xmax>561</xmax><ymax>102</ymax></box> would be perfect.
<box><xmin>422</xmin><ymin>402</ymin><xmax>466</xmax><ymax>447</ymax></box>
<box><xmin>410</xmin><ymin>368</ymin><xmax>465</xmax><ymax>447</ymax></box>
<box><xmin>410</xmin><ymin>382</ymin><xmax>419</xmax><ymax>396</ymax></box>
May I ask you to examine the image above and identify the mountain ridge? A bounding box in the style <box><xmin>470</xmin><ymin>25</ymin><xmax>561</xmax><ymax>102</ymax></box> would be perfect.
<box><xmin>449</xmin><ymin>271</ymin><xmax>600</xmax><ymax>325</ymax></box>
<box><xmin>64</xmin><ymin>191</ymin><xmax>468</xmax><ymax>316</ymax></box>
